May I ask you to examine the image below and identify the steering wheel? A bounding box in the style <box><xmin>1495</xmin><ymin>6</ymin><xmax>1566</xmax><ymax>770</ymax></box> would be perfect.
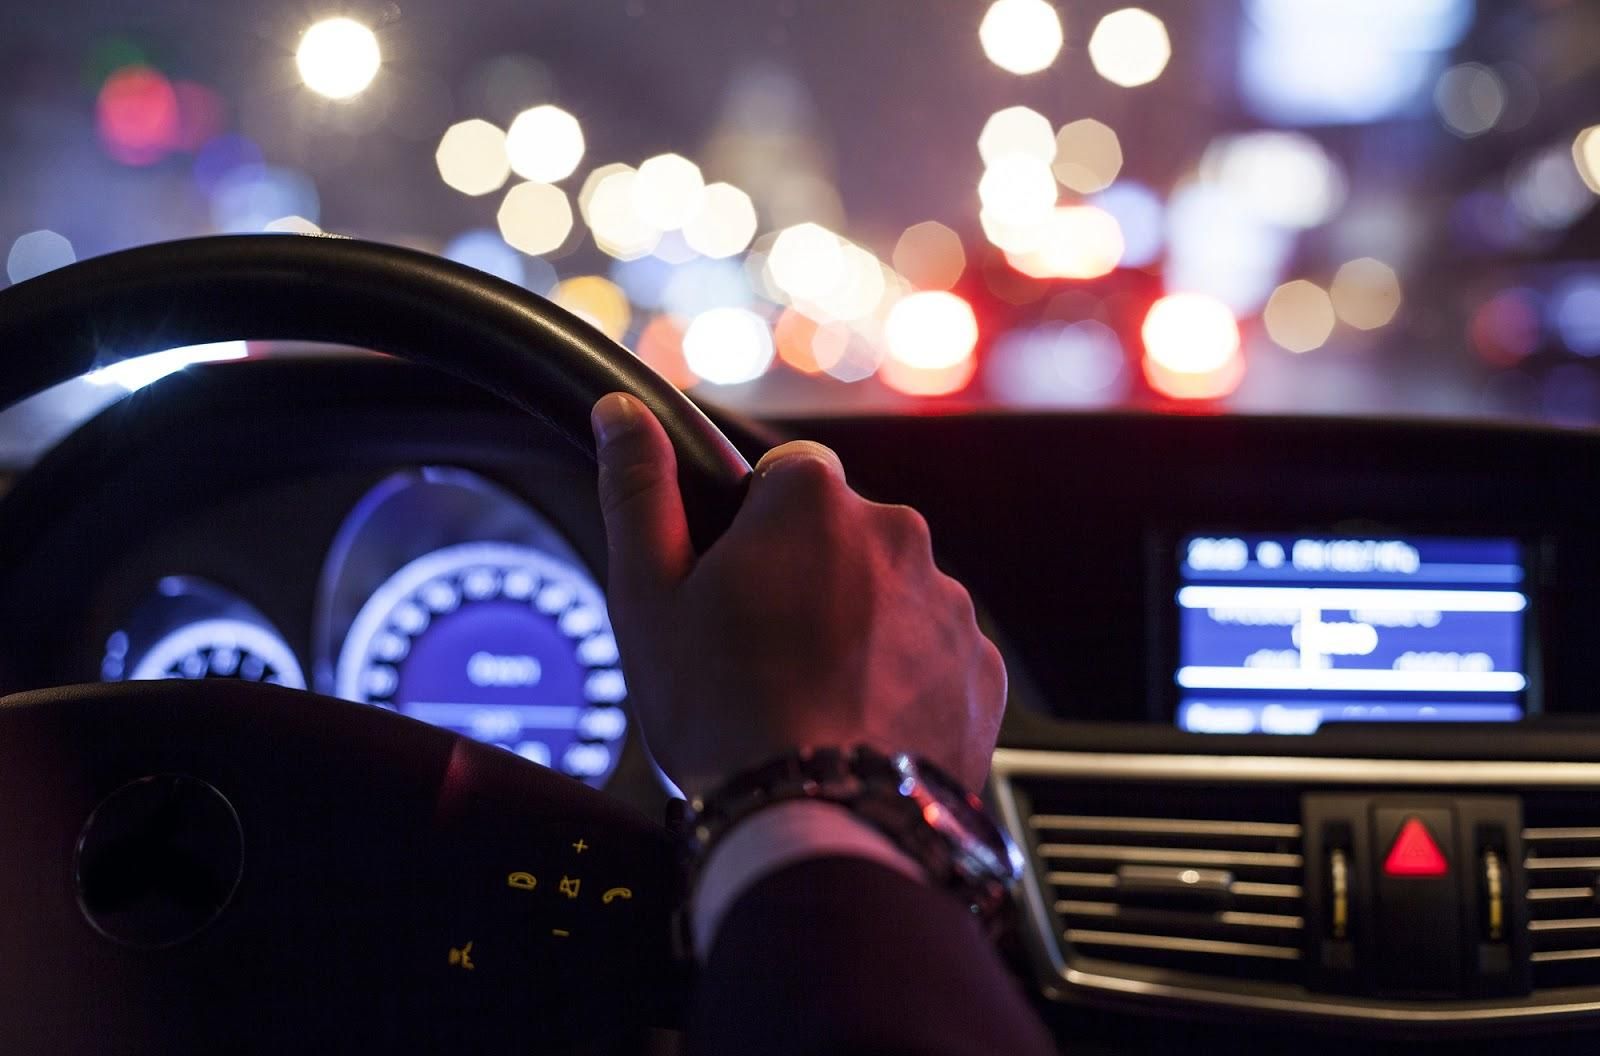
<box><xmin>0</xmin><ymin>236</ymin><xmax>752</xmax><ymax>1054</ymax></box>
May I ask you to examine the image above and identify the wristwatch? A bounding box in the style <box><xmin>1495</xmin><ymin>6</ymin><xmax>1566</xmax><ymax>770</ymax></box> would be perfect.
<box><xmin>685</xmin><ymin>745</ymin><xmax>1023</xmax><ymax>932</ymax></box>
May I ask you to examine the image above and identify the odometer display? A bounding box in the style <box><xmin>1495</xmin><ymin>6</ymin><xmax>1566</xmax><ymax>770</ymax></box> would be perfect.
<box><xmin>335</xmin><ymin>542</ymin><xmax>627</xmax><ymax>787</ymax></box>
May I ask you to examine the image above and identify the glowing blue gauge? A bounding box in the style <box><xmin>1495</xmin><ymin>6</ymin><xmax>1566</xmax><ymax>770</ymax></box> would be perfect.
<box><xmin>335</xmin><ymin>541</ymin><xmax>627</xmax><ymax>788</ymax></box>
<box><xmin>125</xmin><ymin>617</ymin><xmax>308</xmax><ymax>689</ymax></box>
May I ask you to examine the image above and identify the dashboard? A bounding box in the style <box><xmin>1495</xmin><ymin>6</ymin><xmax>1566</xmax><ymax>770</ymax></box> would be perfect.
<box><xmin>9</xmin><ymin>354</ymin><xmax>1600</xmax><ymax>1051</ymax></box>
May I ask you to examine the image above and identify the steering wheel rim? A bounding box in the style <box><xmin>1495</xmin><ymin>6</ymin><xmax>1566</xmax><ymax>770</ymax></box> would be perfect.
<box><xmin>0</xmin><ymin>234</ymin><xmax>750</xmax><ymax>550</ymax></box>
<box><xmin>0</xmin><ymin>235</ymin><xmax>743</xmax><ymax>1053</ymax></box>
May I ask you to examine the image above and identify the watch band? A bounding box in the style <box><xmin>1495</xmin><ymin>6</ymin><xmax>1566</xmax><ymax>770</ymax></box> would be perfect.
<box><xmin>685</xmin><ymin>745</ymin><xmax>1022</xmax><ymax>932</ymax></box>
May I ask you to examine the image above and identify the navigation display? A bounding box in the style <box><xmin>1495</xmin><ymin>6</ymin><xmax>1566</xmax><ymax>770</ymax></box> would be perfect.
<box><xmin>1175</xmin><ymin>534</ymin><xmax>1529</xmax><ymax>734</ymax></box>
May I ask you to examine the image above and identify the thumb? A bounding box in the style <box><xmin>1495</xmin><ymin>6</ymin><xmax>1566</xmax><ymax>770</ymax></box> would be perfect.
<box><xmin>592</xmin><ymin>393</ymin><xmax>694</xmax><ymax>603</ymax></box>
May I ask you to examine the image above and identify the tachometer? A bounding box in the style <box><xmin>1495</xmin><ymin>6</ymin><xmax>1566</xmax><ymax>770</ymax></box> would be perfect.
<box><xmin>102</xmin><ymin>576</ymin><xmax>306</xmax><ymax>690</ymax></box>
<box><xmin>335</xmin><ymin>541</ymin><xmax>627</xmax><ymax>787</ymax></box>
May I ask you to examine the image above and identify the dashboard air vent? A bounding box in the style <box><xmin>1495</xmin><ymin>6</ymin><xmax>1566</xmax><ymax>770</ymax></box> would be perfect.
<box><xmin>1020</xmin><ymin>782</ymin><xmax>1306</xmax><ymax>984</ymax></box>
<box><xmin>1523</xmin><ymin>800</ymin><xmax>1600</xmax><ymax>990</ymax></box>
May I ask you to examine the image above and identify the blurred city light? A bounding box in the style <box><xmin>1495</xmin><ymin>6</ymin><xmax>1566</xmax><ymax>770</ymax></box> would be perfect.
<box><xmin>1263</xmin><ymin>280</ymin><xmax>1337</xmax><ymax>353</ymax></box>
<box><xmin>172</xmin><ymin>81</ymin><xmax>226</xmax><ymax>152</ymax></box>
<box><xmin>632</xmin><ymin>153</ymin><xmax>706</xmax><ymax>231</ymax></box>
<box><xmin>880</xmin><ymin>354</ymin><xmax>978</xmax><ymax>397</ymax></box>
<box><xmin>296</xmin><ymin>18</ymin><xmax>381</xmax><ymax>101</ymax></box>
<box><xmin>682</xmin><ymin>182</ymin><xmax>758</xmax><ymax>258</ymax></box>
<box><xmin>635</xmin><ymin>315</ymin><xmax>697</xmax><ymax>389</ymax></box>
<box><xmin>768</xmin><ymin>223</ymin><xmax>847</xmax><ymax>302</ymax></box>
<box><xmin>505</xmin><ymin>105</ymin><xmax>585</xmax><ymax>184</ymax></box>
<box><xmin>682</xmin><ymin>307</ymin><xmax>775</xmax><ymax>384</ymax></box>
<box><xmin>893</xmin><ymin>221</ymin><xmax>966</xmax><ymax>290</ymax></box>
<box><xmin>496</xmin><ymin>182</ymin><xmax>573</xmax><ymax>256</ymax></box>
<box><xmin>86</xmin><ymin>342</ymin><xmax>248</xmax><ymax>392</ymax></box>
<box><xmin>985</xmin><ymin>320</ymin><xmax>1128</xmax><ymax>406</ymax></box>
<box><xmin>211</xmin><ymin>165</ymin><xmax>320</xmax><ymax>233</ymax></box>
<box><xmin>263</xmin><ymin>215</ymin><xmax>321</xmax><ymax>234</ymax></box>
<box><xmin>1510</xmin><ymin>143</ymin><xmax>1595</xmax><ymax>230</ymax></box>
<box><xmin>1575</xmin><ymin>126</ymin><xmax>1600</xmax><ymax>195</ymax></box>
<box><xmin>6</xmin><ymin>230</ymin><xmax>76</xmax><ymax>284</ymax></box>
<box><xmin>1088</xmin><ymin>8</ymin><xmax>1171</xmax><ymax>88</ymax></box>
<box><xmin>1240</xmin><ymin>0</ymin><xmax>1471</xmax><ymax>125</ymax></box>
<box><xmin>1052</xmin><ymin>119</ymin><xmax>1123</xmax><ymax>194</ymax></box>
<box><xmin>978</xmin><ymin>106</ymin><xmax>1056</xmax><ymax>165</ymax></box>
<box><xmin>1553</xmin><ymin>275</ymin><xmax>1600</xmax><ymax>356</ymax></box>
<box><xmin>96</xmin><ymin>66</ymin><xmax>179</xmax><ymax>166</ymax></box>
<box><xmin>1330</xmin><ymin>258</ymin><xmax>1403</xmax><ymax>330</ymax></box>
<box><xmin>1469</xmin><ymin>288</ymin><xmax>1542</xmax><ymax>367</ymax></box>
<box><xmin>885</xmin><ymin>291</ymin><xmax>978</xmax><ymax>370</ymax></box>
<box><xmin>1165</xmin><ymin>182</ymin><xmax>1294</xmax><ymax>313</ymax></box>
<box><xmin>444</xmin><ymin>229</ymin><xmax>526</xmax><ymax>286</ymax></box>
<box><xmin>774</xmin><ymin>308</ymin><xmax>825</xmax><ymax>374</ymax></box>
<box><xmin>582</xmin><ymin>167</ymin><xmax>661</xmax><ymax>259</ymax></box>
<box><xmin>1141</xmin><ymin>293</ymin><xmax>1244</xmax><ymax>400</ymax></box>
<box><xmin>819</xmin><ymin>325</ymin><xmax>889</xmax><ymax>384</ymax></box>
<box><xmin>435</xmin><ymin>119</ymin><xmax>511</xmax><ymax>196</ymax></box>
<box><xmin>661</xmin><ymin>257</ymin><xmax>754</xmax><ymax>318</ymax></box>
<box><xmin>979</xmin><ymin>156</ymin><xmax>1057</xmax><ymax>226</ymax></box>
<box><xmin>979</xmin><ymin>0</ymin><xmax>1064</xmax><ymax>76</ymax></box>
<box><xmin>812</xmin><ymin>243</ymin><xmax>888</xmax><ymax>322</ymax></box>
<box><xmin>192</xmin><ymin>134</ymin><xmax>262</xmax><ymax>194</ymax></box>
<box><xmin>1200</xmin><ymin>131</ymin><xmax>1345</xmax><ymax>230</ymax></box>
<box><xmin>1090</xmin><ymin>181</ymin><xmax>1164</xmax><ymax>266</ymax></box>
<box><xmin>1434</xmin><ymin>63</ymin><xmax>1506</xmax><ymax>138</ymax></box>
<box><xmin>552</xmin><ymin>275</ymin><xmax>631</xmax><ymax>340</ymax></box>
<box><xmin>1008</xmin><ymin>205</ymin><xmax>1124</xmax><ymax>279</ymax></box>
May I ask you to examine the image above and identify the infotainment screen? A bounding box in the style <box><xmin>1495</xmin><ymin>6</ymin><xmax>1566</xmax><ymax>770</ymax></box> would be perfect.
<box><xmin>1174</xmin><ymin>534</ymin><xmax>1529</xmax><ymax>734</ymax></box>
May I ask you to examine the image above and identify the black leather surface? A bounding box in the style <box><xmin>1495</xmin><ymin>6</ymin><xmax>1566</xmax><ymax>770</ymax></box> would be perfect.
<box><xmin>0</xmin><ymin>235</ymin><xmax>750</xmax><ymax>549</ymax></box>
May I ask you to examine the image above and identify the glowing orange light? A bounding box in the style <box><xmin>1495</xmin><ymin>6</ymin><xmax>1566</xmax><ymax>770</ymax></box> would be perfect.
<box><xmin>885</xmin><ymin>291</ymin><xmax>979</xmax><ymax>370</ymax></box>
<box><xmin>879</xmin><ymin>355</ymin><xmax>979</xmax><ymax>397</ymax></box>
<box><xmin>1007</xmin><ymin>205</ymin><xmax>1124</xmax><ymax>279</ymax></box>
<box><xmin>97</xmin><ymin>66</ymin><xmax>180</xmax><ymax>166</ymax></box>
<box><xmin>1140</xmin><ymin>292</ymin><xmax>1243</xmax><ymax>400</ymax></box>
<box><xmin>774</xmin><ymin>308</ymin><xmax>825</xmax><ymax>374</ymax></box>
<box><xmin>634</xmin><ymin>315</ymin><xmax>698</xmax><ymax>389</ymax></box>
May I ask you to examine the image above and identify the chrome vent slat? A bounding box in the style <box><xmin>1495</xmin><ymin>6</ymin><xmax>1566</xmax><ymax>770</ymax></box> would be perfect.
<box><xmin>1037</xmin><ymin>843</ymin><xmax>1303</xmax><ymax>869</ymax></box>
<box><xmin>1528</xmin><ymin>887</ymin><xmax>1595</xmax><ymax>902</ymax></box>
<box><xmin>1031</xmin><ymin>814</ymin><xmax>1302</xmax><ymax>839</ymax></box>
<box><xmin>1522</xmin><ymin>800</ymin><xmax>1600</xmax><ymax>990</ymax></box>
<box><xmin>1053</xmin><ymin>900</ymin><xmax>1304</xmax><ymax>932</ymax></box>
<box><xmin>1064</xmin><ymin>928</ymin><xmax>1302</xmax><ymax>962</ymax></box>
<box><xmin>1532</xmin><ymin>948</ymin><xmax>1600</xmax><ymax>964</ymax></box>
<box><xmin>1530</xmin><ymin>917</ymin><xmax>1600</xmax><ymax>933</ymax></box>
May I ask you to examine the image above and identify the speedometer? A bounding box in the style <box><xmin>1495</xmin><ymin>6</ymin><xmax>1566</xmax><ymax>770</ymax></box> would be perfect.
<box><xmin>335</xmin><ymin>541</ymin><xmax>627</xmax><ymax>787</ymax></box>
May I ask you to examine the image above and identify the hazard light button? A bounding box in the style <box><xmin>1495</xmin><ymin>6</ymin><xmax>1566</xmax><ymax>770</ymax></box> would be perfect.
<box><xmin>1384</xmin><ymin>817</ymin><xmax>1450</xmax><ymax>878</ymax></box>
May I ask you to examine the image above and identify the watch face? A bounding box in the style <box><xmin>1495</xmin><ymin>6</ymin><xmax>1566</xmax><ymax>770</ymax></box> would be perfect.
<box><xmin>906</xmin><ymin>756</ymin><xmax>1021</xmax><ymax>884</ymax></box>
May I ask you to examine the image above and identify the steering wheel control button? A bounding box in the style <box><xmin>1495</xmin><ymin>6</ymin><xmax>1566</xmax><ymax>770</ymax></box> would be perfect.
<box><xmin>506</xmin><ymin>871</ymin><xmax>537</xmax><ymax>890</ymax></box>
<box><xmin>74</xmin><ymin>774</ymin><xmax>244</xmax><ymax>949</ymax></box>
<box><xmin>1383</xmin><ymin>817</ymin><xmax>1450</xmax><ymax>877</ymax></box>
<box><xmin>448</xmin><ymin>941</ymin><xmax>476</xmax><ymax>970</ymax></box>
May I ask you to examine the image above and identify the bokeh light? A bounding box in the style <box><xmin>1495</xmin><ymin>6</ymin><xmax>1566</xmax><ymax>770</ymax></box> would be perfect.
<box><xmin>661</xmin><ymin>257</ymin><xmax>754</xmax><ymax>318</ymax></box>
<box><xmin>1199</xmin><ymin>131</ymin><xmax>1345</xmax><ymax>229</ymax></box>
<box><xmin>97</xmin><ymin>66</ymin><xmax>179</xmax><ymax>166</ymax></box>
<box><xmin>552</xmin><ymin>275</ymin><xmax>631</xmax><ymax>340</ymax></box>
<box><xmin>985</xmin><ymin>320</ymin><xmax>1128</xmax><ymax>406</ymax></box>
<box><xmin>632</xmin><ymin>153</ymin><xmax>706</xmax><ymax>231</ymax></box>
<box><xmin>1552</xmin><ymin>275</ymin><xmax>1600</xmax><ymax>356</ymax></box>
<box><xmin>211</xmin><ymin>165</ymin><xmax>320</xmax><ymax>233</ymax></box>
<box><xmin>1090</xmin><ymin>182</ymin><xmax>1164</xmax><ymax>266</ymax></box>
<box><xmin>682</xmin><ymin>182</ymin><xmax>758</xmax><ymax>258</ymax></box>
<box><xmin>1141</xmin><ymin>293</ymin><xmax>1244</xmax><ymax>400</ymax></box>
<box><xmin>263</xmin><ymin>215</ymin><xmax>321</xmax><ymax>234</ymax></box>
<box><xmin>811</xmin><ymin>243</ymin><xmax>889</xmax><ymax>322</ymax></box>
<box><xmin>774</xmin><ymin>308</ymin><xmax>825</xmax><ymax>374</ymax></box>
<box><xmin>193</xmin><ymin>133</ymin><xmax>262</xmax><ymax>194</ymax></box>
<box><xmin>435</xmin><ymin>119</ymin><xmax>511</xmax><ymax>196</ymax></box>
<box><xmin>978</xmin><ymin>106</ymin><xmax>1056</xmax><ymax>165</ymax></box>
<box><xmin>880</xmin><ymin>354</ymin><xmax>978</xmax><ymax>397</ymax></box>
<box><xmin>1510</xmin><ymin>144</ymin><xmax>1594</xmax><ymax>230</ymax></box>
<box><xmin>1330</xmin><ymin>258</ymin><xmax>1402</xmax><ymax>330</ymax></box>
<box><xmin>634</xmin><ymin>315</ymin><xmax>698</xmax><ymax>389</ymax></box>
<box><xmin>1052</xmin><ymin>119</ymin><xmax>1123</xmax><ymax>194</ymax></box>
<box><xmin>6</xmin><ymin>230</ymin><xmax>76</xmax><ymax>284</ymax></box>
<box><xmin>173</xmin><ymin>82</ymin><xmax>227</xmax><ymax>152</ymax></box>
<box><xmin>444</xmin><ymin>228</ymin><xmax>525</xmax><ymax>286</ymax></box>
<box><xmin>296</xmin><ymin>18</ymin><xmax>381</xmax><ymax>101</ymax></box>
<box><xmin>1433</xmin><ymin>63</ymin><xmax>1506</xmax><ymax>138</ymax></box>
<box><xmin>496</xmin><ymin>181</ymin><xmax>574</xmax><ymax>256</ymax></box>
<box><xmin>682</xmin><ymin>307</ymin><xmax>775</xmax><ymax>385</ymax></box>
<box><xmin>767</xmin><ymin>223</ymin><xmax>846</xmax><ymax>302</ymax></box>
<box><xmin>893</xmin><ymin>221</ymin><xmax>966</xmax><ymax>290</ymax></box>
<box><xmin>979</xmin><ymin>0</ymin><xmax>1064</xmax><ymax>76</ymax></box>
<box><xmin>1469</xmin><ymin>288</ymin><xmax>1542</xmax><ymax>367</ymax></box>
<box><xmin>1263</xmin><ymin>279</ymin><xmax>1337</xmax><ymax>353</ymax></box>
<box><xmin>979</xmin><ymin>155</ymin><xmax>1057</xmax><ymax>225</ymax></box>
<box><xmin>1165</xmin><ymin>182</ymin><xmax>1294</xmax><ymax>313</ymax></box>
<box><xmin>581</xmin><ymin>165</ymin><xmax>662</xmax><ymax>260</ymax></box>
<box><xmin>1574</xmin><ymin>126</ymin><xmax>1600</xmax><ymax>196</ymax></box>
<box><xmin>884</xmin><ymin>291</ymin><xmax>978</xmax><ymax>370</ymax></box>
<box><xmin>1008</xmin><ymin>205</ymin><xmax>1124</xmax><ymax>280</ymax></box>
<box><xmin>505</xmin><ymin>105</ymin><xmax>585</xmax><ymax>184</ymax></box>
<box><xmin>1088</xmin><ymin>8</ymin><xmax>1171</xmax><ymax>88</ymax></box>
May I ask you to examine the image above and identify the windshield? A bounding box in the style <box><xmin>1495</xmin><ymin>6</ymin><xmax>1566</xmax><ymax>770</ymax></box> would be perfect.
<box><xmin>2</xmin><ymin>0</ymin><xmax>1597</xmax><ymax>432</ymax></box>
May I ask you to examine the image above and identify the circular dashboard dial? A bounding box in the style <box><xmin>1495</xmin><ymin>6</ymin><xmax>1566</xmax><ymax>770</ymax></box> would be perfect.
<box><xmin>126</xmin><ymin>618</ymin><xmax>306</xmax><ymax>688</ymax></box>
<box><xmin>335</xmin><ymin>542</ymin><xmax>627</xmax><ymax>787</ymax></box>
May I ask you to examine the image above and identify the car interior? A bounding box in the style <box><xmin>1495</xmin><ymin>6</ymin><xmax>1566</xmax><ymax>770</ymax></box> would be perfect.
<box><xmin>3</xmin><ymin>1</ymin><xmax>1600</xmax><ymax>1053</ymax></box>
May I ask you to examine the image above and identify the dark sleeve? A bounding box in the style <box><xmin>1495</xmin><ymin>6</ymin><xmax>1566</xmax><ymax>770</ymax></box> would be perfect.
<box><xmin>687</xmin><ymin>856</ymin><xmax>1059</xmax><ymax>1056</ymax></box>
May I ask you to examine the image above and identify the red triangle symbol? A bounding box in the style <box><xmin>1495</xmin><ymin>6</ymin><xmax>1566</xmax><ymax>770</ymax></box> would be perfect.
<box><xmin>1384</xmin><ymin>818</ymin><xmax>1449</xmax><ymax>877</ymax></box>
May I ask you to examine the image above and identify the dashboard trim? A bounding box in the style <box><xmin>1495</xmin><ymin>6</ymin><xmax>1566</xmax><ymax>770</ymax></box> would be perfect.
<box><xmin>991</xmin><ymin>748</ymin><xmax>1600</xmax><ymax>1029</ymax></box>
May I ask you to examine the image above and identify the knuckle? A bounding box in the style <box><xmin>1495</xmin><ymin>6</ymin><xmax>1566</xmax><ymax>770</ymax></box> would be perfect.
<box><xmin>879</xmin><ymin>503</ymin><xmax>932</xmax><ymax>548</ymax></box>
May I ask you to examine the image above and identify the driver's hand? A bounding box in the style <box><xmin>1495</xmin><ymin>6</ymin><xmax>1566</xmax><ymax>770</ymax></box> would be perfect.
<box><xmin>591</xmin><ymin>392</ymin><xmax>1005</xmax><ymax>797</ymax></box>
